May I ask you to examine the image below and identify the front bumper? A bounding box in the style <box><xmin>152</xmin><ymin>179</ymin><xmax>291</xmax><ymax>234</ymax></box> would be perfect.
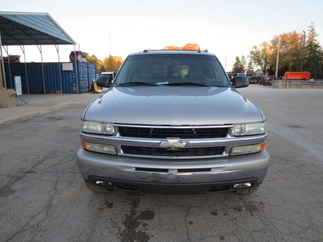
<box><xmin>77</xmin><ymin>148</ymin><xmax>270</xmax><ymax>191</ymax></box>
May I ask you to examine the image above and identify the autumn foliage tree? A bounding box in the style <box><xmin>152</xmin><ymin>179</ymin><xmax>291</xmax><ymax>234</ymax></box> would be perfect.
<box><xmin>162</xmin><ymin>43</ymin><xmax>201</xmax><ymax>51</ymax></box>
<box><xmin>102</xmin><ymin>56</ymin><xmax>123</xmax><ymax>72</ymax></box>
<box><xmin>271</xmin><ymin>32</ymin><xmax>304</xmax><ymax>74</ymax></box>
<box><xmin>85</xmin><ymin>54</ymin><xmax>123</xmax><ymax>73</ymax></box>
<box><xmin>85</xmin><ymin>54</ymin><xmax>103</xmax><ymax>73</ymax></box>
<box><xmin>249</xmin><ymin>42</ymin><xmax>273</xmax><ymax>74</ymax></box>
<box><xmin>249</xmin><ymin>23</ymin><xmax>323</xmax><ymax>78</ymax></box>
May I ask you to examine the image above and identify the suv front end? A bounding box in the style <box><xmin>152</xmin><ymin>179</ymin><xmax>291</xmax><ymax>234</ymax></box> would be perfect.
<box><xmin>78</xmin><ymin>121</ymin><xmax>269</xmax><ymax>193</ymax></box>
<box><xmin>77</xmin><ymin>50</ymin><xmax>270</xmax><ymax>193</ymax></box>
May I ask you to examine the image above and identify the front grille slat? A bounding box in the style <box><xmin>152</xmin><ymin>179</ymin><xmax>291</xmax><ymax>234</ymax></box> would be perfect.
<box><xmin>121</xmin><ymin>146</ymin><xmax>225</xmax><ymax>157</ymax></box>
<box><xmin>118</xmin><ymin>127</ymin><xmax>228</xmax><ymax>139</ymax></box>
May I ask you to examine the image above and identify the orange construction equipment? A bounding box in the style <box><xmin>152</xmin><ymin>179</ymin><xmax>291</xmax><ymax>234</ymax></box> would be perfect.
<box><xmin>284</xmin><ymin>72</ymin><xmax>311</xmax><ymax>80</ymax></box>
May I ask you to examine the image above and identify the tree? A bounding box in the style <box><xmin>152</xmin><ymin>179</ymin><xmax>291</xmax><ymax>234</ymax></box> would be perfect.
<box><xmin>182</xmin><ymin>43</ymin><xmax>200</xmax><ymax>51</ymax></box>
<box><xmin>246</xmin><ymin>58</ymin><xmax>254</xmax><ymax>73</ymax></box>
<box><xmin>249</xmin><ymin>42</ymin><xmax>272</xmax><ymax>74</ymax></box>
<box><xmin>304</xmin><ymin>23</ymin><xmax>323</xmax><ymax>78</ymax></box>
<box><xmin>271</xmin><ymin>32</ymin><xmax>304</xmax><ymax>76</ymax></box>
<box><xmin>85</xmin><ymin>54</ymin><xmax>98</xmax><ymax>65</ymax></box>
<box><xmin>85</xmin><ymin>54</ymin><xmax>104</xmax><ymax>73</ymax></box>
<box><xmin>241</xmin><ymin>56</ymin><xmax>247</xmax><ymax>70</ymax></box>
<box><xmin>102</xmin><ymin>55</ymin><xmax>123</xmax><ymax>72</ymax></box>
<box><xmin>163</xmin><ymin>43</ymin><xmax>201</xmax><ymax>51</ymax></box>
<box><xmin>85</xmin><ymin>54</ymin><xmax>123</xmax><ymax>73</ymax></box>
<box><xmin>232</xmin><ymin>56</ymin><xmax>245</xmax><ymax>73</ymax></box>
<box><xmin>250</xmin><ymin>32</ymin><xmax>307</xmax><ymax>77</ymax></box>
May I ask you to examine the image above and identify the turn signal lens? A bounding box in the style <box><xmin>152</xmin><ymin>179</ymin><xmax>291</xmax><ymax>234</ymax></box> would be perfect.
<box><xmin>81</xmin><ymin>141</ymin><xmax>116</xmax><ymax>155</ymax></box>
<box><xmin>231</xmin><ymin>143</ymin><xmax>266</xmax><ymax>156</ymax></box>
<box><xmin>259</xmin><ymin>143</ymin><xmax>266</xmax><ymax>151</ymax></box>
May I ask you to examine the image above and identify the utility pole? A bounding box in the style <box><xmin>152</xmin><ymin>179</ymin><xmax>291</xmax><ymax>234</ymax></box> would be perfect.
<box><xmin>275</xmin><ymin>37</ymin><xmax>281</xmax><ymax>80</ymax></box>
<box><xmin>301</xmin><ymin>30</ymin><xmax>306</xmax><ymax>71</ymax></box>
<box><xmin>108</xmin><ymin>32</ymin><xmax>112</xmax><ymax>56</ymax></box>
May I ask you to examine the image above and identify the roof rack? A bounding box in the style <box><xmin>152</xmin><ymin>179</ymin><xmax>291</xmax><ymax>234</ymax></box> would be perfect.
<box><xmin>142</xmin><ymin>49</ymin><xmax>208</xmax><ymax>53</ymax></box>
<box><xmin>143</xmin><ymin>49</ymin><xmax>170</xmax><ymax>52</ymax></box>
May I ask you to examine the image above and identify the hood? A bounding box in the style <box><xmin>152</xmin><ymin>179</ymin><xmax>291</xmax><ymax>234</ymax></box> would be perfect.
<box><xmin>84</xmin><ymin>86</ymin><xmax>263</xmax><ymax>125</ymax></box>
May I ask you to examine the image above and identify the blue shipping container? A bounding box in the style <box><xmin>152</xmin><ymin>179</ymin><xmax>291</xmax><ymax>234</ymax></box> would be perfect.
<box><xmin>4</xmin><ymin>62</ymin><xmax>96</xmax><ymax>94</ymax></box>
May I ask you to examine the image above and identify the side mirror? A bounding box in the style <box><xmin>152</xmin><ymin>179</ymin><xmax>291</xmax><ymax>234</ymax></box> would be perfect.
<box><xmin>232</xmin><ymin>76</ymin><xmax>249</xmax><ymax>88</ymax></box>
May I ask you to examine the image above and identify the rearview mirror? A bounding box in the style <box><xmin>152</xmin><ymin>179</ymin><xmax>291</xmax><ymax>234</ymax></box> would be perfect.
<box><xmin>232</xmin><ymin>75</ymin><xmax>249</xmax><ymax>88</ymax></box>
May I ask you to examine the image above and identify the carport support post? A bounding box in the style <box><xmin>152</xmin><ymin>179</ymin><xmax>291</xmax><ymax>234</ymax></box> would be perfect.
<box><xmin>55</xmin><ymin>45</ymin><xmax>63</xmax><ymax>94</ymax></box>
<box><xmin>73</xmin><ymin>45</ymin><xmax>79</xmax><ymax>93</ymax></box>
<box><xmin>20</xmin><ymin>45</ymin><xmax>30</xmax><ymax>94</ymax></box>
<box><xmin>3</xmin><ymin>46</ymin><xmax>12</xmax><ymax>90</ymax></box>
<box><xmin>37</xmin><ymin>45</ymin><xmax>46</xmax><ymax>94</ymax></box>
<box><xmin>0</xmin><ymin>31</ymin><xmax>6</xmax><ymax>89</ymax></box>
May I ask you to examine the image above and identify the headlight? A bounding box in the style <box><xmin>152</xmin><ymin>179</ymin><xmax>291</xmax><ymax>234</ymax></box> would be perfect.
<box><xmin>231</xmin><ymin>122</ymin><xmax>265</xmax><ymax>136</ymax></box>
<box><xmin>82</xmin><ymin>121</ymin><xmax>115</xmax><ymax>135</ymax></box>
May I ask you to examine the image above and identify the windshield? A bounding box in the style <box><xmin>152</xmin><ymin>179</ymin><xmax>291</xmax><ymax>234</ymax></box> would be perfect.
<box><xmin>114</xmin><ymin>54</ymin><xmax>229</xmax><ymax>87</ymax></box>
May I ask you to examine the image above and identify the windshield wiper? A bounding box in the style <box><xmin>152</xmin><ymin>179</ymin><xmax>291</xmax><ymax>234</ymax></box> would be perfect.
<box><xmin>159</xmin><ymin>82</ymin><xmax>210</xmax><ymax>87</ymax></box>
<box><xmin>116</xmin><ymin>82</ymin><xmax>157</xmax><ymax>87</ymax></box>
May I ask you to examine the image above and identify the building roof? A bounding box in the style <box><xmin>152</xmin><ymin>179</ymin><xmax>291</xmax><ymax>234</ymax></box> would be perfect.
<box><xmin>0</xmin><ymin>11</ymin><xmax>75</xmax><ymax>45</ymax></box>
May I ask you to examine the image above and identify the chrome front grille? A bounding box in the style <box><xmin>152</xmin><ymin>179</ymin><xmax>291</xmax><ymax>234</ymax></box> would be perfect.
<box><xmin>115</xmin><ymin>124</ymin><xmax>231</xmax><ymax>159</ymax></box>
<box><xmin>118</xmin><ymin>126</ymin><xmax>228</xmax><ymax>139</ymax></box>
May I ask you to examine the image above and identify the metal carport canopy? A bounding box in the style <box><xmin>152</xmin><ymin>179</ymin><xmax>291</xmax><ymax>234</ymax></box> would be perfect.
<box><xmin>0</xmin><ymin>11</ymin><xmax>76</xmax><ymax>93</ymax></box>
<box><xmin>0</xmin><ymin>11</ymin><xmax>75</xmax><ymax>45</ymax></box>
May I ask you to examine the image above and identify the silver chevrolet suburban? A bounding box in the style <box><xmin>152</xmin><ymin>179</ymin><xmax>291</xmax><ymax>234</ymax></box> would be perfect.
<box><xmin>77</xmin><ymin>50</ymin><xmax>269</xmax><ymax>194</ymax></box>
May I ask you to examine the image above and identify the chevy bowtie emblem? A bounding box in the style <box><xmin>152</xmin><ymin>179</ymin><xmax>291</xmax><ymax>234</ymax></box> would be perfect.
<box><xmin>160</xmin><ymin>138</ymin><xmax>187</xmax><ymax>150</ymax></box>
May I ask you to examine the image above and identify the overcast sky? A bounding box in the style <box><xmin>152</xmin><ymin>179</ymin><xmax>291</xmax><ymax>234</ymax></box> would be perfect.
<box><xmin>1</xmin><ymin>0</ymin><xmax>323</xmax><ymax>70</ymax></box>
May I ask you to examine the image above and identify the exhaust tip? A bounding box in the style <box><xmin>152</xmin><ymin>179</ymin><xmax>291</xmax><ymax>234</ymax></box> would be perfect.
<box><xmin>96</xmin><ymin>180</ymin><xmax>104</xmax><ymax>185</ymax></box>
<box><xmin>94</xmin><ymin>180</ymin><xmax>114</xmax><ymax>190</ymax></box>
<box><xmin>233</xmin><ymin>182</ymin><xmax>252</xmax><ymax>189</ymax></box>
